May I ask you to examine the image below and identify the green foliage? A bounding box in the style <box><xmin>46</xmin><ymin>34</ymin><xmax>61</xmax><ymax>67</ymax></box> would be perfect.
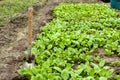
<box><xmin>0</xmin><ymin>0</ymin><xmax>44</xmax><ymax>26</ymax></box>
<box><xmin>110</xmin><ymin>61</ymin><xmax>120</xmax><ymax>67</ymax></box>
<box><xmin>19</xmin><ymin>3</ymin><xmax>120</xmax><ymax>80</ymax></box>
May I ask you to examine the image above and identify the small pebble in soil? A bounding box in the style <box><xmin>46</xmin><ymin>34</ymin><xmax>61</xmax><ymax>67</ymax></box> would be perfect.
<box><xmin>53</xmin><ymin>1</ymin><xmax>59</xmax><ymax>5</ymax></box>
<box><xmin>40</xmin><ymin>20</ymin><xmax>46</xmax><ymax>26</ymax></box>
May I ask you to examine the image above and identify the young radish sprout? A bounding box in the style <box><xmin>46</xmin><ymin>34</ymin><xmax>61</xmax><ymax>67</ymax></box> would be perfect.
<box><xmin>22</xmin><ymin>7</ymin><xmax>35</xmax><ymax>68</ymax></box>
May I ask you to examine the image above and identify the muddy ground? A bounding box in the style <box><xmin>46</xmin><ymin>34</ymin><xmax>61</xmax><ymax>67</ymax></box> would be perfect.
<box><xmin>0</xmin><ymin>0</ymin><xmax>119</xmax><ymax>80</ymax></box>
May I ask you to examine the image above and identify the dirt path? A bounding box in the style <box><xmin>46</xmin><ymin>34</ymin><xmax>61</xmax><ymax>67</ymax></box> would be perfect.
<box><xmin>0</xmin><ymin>0</ymin><xmax>57</xmax><ymax>80</ymax></box>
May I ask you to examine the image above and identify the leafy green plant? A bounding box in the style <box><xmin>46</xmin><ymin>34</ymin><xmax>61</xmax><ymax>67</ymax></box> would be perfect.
<box><xmin>19</xmin><ymin>3</ymin><xmax>120</xmax><ymax>80</ymax></box>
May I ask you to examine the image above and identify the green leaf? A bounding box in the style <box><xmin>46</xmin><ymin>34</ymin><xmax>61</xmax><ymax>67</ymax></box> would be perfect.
<box><xmin>114</xmin><ymin>75</ymin><xmax>120</xmax><ymax>80</ymax></box>
<box><xmin>105</xmin><ymin>49</ymin><xmax>112</xmax><ymax>55</ymax></box>
<box><xmin>117</xmin><ymin>45</ymin><xmax>120</xmax><ymax>53</ymax></box>
<box><xmin>99</xmin><ymin>60</ymin><xmax>105</xmax><ymax>67</ymax></box>
<box><xmin>75</xmin><ymin>66</ymin><xmax>84</xmax><ymax>75</ymax></box>
<box><xmin>99</xmin><ymin>77</ymin><xmax>107</xmax><ymax>80</ymax></box>
<box><xmin>53</xmin><ymin>67</ymin><xmax>62</xmax><ymax>72</ymax></box>
<box><xmin>31</xmin><ymin>74</ymin><xmax>44</xmax><ymax>80</ymax></box>
<box><xmin>48</xmin><ymin>73</ymin><xmax>55</xmax><ymax>80</ymax></box>
<box><xmin>61</xmin><ymin>69</ymin><xmax>69</xmax><ymax>80</ymax></box>
<box><xmin>47</xmin><ymin>44</ymin><xmax>52</xmax><ymax>50</ymax></box>
<box><xmin>91</xmin><ymin>62</ymin><xmax>100</xmax><ymax>73</ymax></box>
<box><xmin>85</xmin><ymin>76</ymin><xmax>94</xmax><ymax>80</ymax></box>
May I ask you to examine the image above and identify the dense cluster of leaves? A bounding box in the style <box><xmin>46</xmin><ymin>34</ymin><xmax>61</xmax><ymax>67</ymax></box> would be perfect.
<box><xmin>19</xmin><ymin>4</ymin><xmax>120</xmax><ymax>80</ymax></box>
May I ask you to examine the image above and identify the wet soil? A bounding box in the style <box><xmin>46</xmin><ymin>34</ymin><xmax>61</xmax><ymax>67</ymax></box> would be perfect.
<box><xmin>0</xmin><ymin>0</ymin><xmax>119</xmax><ymax>80</ymax></box>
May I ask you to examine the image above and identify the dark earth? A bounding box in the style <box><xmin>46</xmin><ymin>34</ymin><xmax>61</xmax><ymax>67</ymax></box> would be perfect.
<box><xmin>0</xmin><ymin>0</ymin><xmax>120</xmax><ymax>80</ymax></box>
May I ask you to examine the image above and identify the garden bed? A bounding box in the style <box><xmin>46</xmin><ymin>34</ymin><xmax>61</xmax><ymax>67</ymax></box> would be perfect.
<box><xmin>1</xmin><ymin>0</ymin><xmax>120</xmax><ymax>80</ymax></box>
<box><xmin>19</xmin><ymin>2</ymin><xmax>120</xmax><ymax>80</ymax></box>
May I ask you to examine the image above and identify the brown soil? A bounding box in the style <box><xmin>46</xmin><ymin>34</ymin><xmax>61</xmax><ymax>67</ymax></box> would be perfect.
<box><xmin>0</xmin><ymin>0</ymin><xmax>119</xmax><ymax>80</ymax></box>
